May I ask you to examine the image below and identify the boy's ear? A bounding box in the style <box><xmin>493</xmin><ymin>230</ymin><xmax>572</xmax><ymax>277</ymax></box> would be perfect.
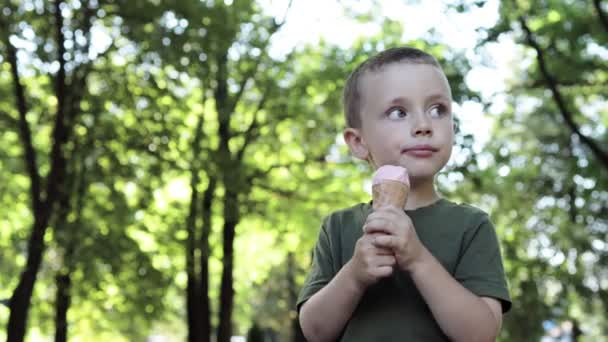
<box><xmin>343</xmin><ymin>128</ymin><xmax>369</xmax><ymax>161</ymax></box>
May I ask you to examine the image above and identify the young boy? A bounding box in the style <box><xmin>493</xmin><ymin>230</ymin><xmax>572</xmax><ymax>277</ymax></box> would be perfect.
<box><xmin>297</xmin><ymin>47</ymin><xmax>511</xmax><ymax>341</ymax></box>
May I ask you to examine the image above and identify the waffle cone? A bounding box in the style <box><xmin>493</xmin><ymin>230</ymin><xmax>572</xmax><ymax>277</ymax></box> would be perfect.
<box><xmin>372</xmin><ymin>180</ymin><xmax>409</xmax><ymax>210</ymax></box>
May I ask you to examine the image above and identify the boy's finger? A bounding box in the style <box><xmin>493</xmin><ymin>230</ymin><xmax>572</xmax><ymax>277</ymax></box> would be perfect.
<box><xmin>374</xmin><ymin>205</ymin><xmax>411</xmax><ymax>222</ymax></box>
<box><xmin>373</xmin><ymin>234</ymin><xmax>399</xmax><ymax>249</ymax></box>
<box><xmin>360</xmin><ymin>234</ymin><xmax>392</xmax><ymax>254</ymax></box>
<box><xmin>378</xmin><ymin>205</ymin><xmax>402</xmax><ymax>215</ymax></box>
<box><xmin>373</xmin><ymin>265</ymin><xmax>393</xmax><ymax>278</ymax></box>
<box><xmin>366</xmin><ymin>210</ymin><xmax>402</xmax><ymax>226</ymax></box>
<box><xmin>373</xmin><ymin>247</ymin><xmax>394</xmax><ymax>256</ymax></box>
<box><xmin>363</xmin><ymin>218</ymin><xmax>394</xmax><ymax>234</ymax></box>
<box><xmin>375</xmin><ymin>255</ymin><xmax>396</xmax><ymax>267</ymax></box>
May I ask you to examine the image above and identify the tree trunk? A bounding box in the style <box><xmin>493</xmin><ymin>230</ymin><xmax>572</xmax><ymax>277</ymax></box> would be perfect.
<box><xmin>7</xmin><ymin>215</ymin><xmax>52</xmax><ymax>342</ymax></box>
<box><xmin>7</xmin><ymin>2</ymin><xmax>70</xmax><ymax>340</ymax></box>
<box><xmin>186</xmin><ymin>89</ymin><xmax>209</xmax><ymax>342</ymax></box>
<box><xmin>2</xmin><ymin>12</ymin><xmax>45</xmax><ymax>342</ymax></box>
<box><xmin>53</xmin><ymin>182</ymin><xmax>76</xmax><ymax>342</ymax></box>
<box><xmin>53</xmin><ymin>129</ymin><xmax>91</xmax><ymax>342</ymax></box>
<box><xmin>186</xmin><ymin>171</ymin><xmax>203</xmax><ymax>342</ymax></box>
<box><xmin>217</xmin><ymin>190</ymin><xmax>239</xmax><ymax>342</ymax></box>
<box><xmin>287</xmin><ymin>253</ymin><xmax>306</xmax><ymax>342</ymax></box>
<box><xmin>200</xmin><ymin>177</ymin><xmax>216</xmax><ymax>342</ymax></box>
<box><xmin>54</xmin><ymin>271</ymin><xmax>71</xmax><ymax>342</ymax></box>
<box><xmin>53</xmin><ymin>208</ymin><xmax>81</xmax><ymax>342</ymax></box>
<box><xmin>215</xmin><ymin>45</ymin><xmax>235</xmax><ymax>342</ymax></box>
<box><xmin>593</xmin><ymin>0</ymin><xmax>608</xmax><ymax>32</ymax></box>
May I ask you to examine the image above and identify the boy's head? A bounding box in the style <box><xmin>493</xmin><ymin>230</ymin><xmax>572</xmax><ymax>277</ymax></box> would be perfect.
<box><xmin>343</xmin><ymin>47</ymin><xmax>442</xmax><ymax>129</ymax></box>
<box><xmin>342</xmin><ymin>46</ymin><xmax>454</xmax><ymax>185</ymax></box>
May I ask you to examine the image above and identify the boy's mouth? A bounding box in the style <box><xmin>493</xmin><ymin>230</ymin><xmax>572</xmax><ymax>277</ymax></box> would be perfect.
<box><xmin>401</xmin><ymin>145</ymin><xmax>438</xmax><ymax>158</ymax></box>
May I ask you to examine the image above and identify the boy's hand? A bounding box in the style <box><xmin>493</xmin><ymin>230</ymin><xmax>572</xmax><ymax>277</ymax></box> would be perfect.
<box><xmin>347</xmin><ymin>233</ymin><xmax>396</xmax><ymax>289</ymax></box>
<box><xmin>363</xmin><ymin>205</ymin><xmax>425</xmax><ymax>272</ymax></box>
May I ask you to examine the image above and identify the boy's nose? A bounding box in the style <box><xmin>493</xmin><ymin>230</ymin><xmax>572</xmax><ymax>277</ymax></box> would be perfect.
<box><xmin>415</xmin><ymin>127</ymin><xmax>432</xmax><ymax>136</ymax></box>
<box><xmin>412</xmin><ymin>115</ymin><xmax>432</xmax><ymax>136</ymax></box>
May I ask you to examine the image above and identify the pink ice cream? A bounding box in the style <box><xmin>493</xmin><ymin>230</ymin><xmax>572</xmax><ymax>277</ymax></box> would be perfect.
<box><xmin>372</xmin><ymin>165</ymin><xmax>410</xmax><ymax>187</ymax></box>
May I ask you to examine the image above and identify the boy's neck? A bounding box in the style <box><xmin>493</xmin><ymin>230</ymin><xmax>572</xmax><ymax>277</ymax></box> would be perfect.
<box><xmin>404</xmin><ymin>179</ymin><xmax>440</xmax><ymax>210</ymax></box>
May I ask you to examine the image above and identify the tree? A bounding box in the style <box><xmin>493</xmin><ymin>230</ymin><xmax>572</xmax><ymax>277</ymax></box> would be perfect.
<box><xmin>0</xmin><ymin>1</ymin><xmax>98</xmax><ymax>339</ymax></box>
<box><xmin>453</xmin><ymin>0</ymin><xmax>608</xmax><ymax>339</ymax></box>
<box><xmin>1</xmin><ymin>1</ymin><xmax>172</xmax><ymax>340</ymax></box>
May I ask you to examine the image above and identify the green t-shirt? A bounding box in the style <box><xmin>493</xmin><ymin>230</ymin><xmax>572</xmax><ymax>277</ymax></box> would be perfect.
<box><xmin>297</xmin><ymin>198</ymin><xmax>512</xmax><ymax>341</ymax></box>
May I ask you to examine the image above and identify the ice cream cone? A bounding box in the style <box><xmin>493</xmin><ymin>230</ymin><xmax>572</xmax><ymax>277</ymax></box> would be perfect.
<box><xmin>371</xmin><ymin>165</ymin><xmax>410</xmax><ymax>210</ymax></box>
<box><xmin>372</xmin><ymin>180</ymin><xmax>409</xmax><ymax>210</ymax></box>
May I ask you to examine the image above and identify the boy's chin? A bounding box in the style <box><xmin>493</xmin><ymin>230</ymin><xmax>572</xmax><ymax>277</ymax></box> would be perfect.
<box><xmin>407</xmin><ymin>173</ymin><xmax>437</xmax><ymax>186</ymax></box>
<box><xmin>410</xmin><ymin>174</ymin><xmax>435</xmax><ymax>186</ymax></box>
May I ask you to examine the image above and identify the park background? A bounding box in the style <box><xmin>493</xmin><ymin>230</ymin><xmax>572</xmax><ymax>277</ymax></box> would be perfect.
<box><xmin>1</xmin><ymin>0</ymin><xmax>607</xmax><ymax>341</ymax></box>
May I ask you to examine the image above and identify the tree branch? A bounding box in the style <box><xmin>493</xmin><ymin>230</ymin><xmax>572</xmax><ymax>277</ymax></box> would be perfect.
<box><xmin>54</xmin><ymin>0</ymin><xmax>67</xmax><ymax>131</ymax></box>
<box><xmin>64</xmin><ymin>0</ymin><xmax>96</xmax><ymax>126</ymax></box>
<box><xmin>215</xmin><ymin>50</ymin><xmax>231</xmax><ymax>150</ymax></box>
<box><xmin>593</xmin><ymin>0</ymin><xmax>608</xmax><ymax>33</ymax></box>
<box><xmin>247</xmin><ymin>156</ymin><xmax>326</xmax><ymax>184</ymax></box>
<box><xmin>251</xmin><ymin>182</ymin><xmax>301</xmax><ymax>200</ymax></box>
<box><xmin>228</xmin><ymin>58</ymin><xmax>262</xmax><ymax>116</ymax></box>
<box><xmin>0</xmin><ymin>110</ymin><xmax>19</xmax><ymax>128</ymax></box>
<box><xmin>1</xmin><ymin>18</ymin><xmax>42</xmax><ymax>213</ymax></box>
<box><xmin>192</xmin><ymin>78</ymin><xmax>208</xmax><ymax>167</ymax></box>
<box><xmin>225</xmin><ymin>5</ymin><xmax>292</xmax><ymax>129</ymax></box>
<box><xmin>42</xmin><ymin>0</ymin><xmax>71</xmax><ymax>210</ymax></box>
<box><xmin>519</xmin><ymin>15</ymin><xmax>608</xmax><ymax>169</ymax></box>
<box><xmin>235</xmin><ymin>85</ymin><xmax>271</xmax><ymax>162</ymax></box>
<box><xmin>142</xmin><ymin>147</ymin><xmax>188</xmax><ymax>172</ymax></box>
<box><xmin>275</xmin><ymin>0</ymin><xmax>294</xmax><ymax>27</ymax></box>
<box><xmin>525</xmin><ymin>78</ymin><xmax>604</xmax><ymax>89</ymax></box>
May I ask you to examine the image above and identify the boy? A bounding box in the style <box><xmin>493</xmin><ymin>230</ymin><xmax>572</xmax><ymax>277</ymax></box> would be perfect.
<box><xmin>297</xmin><ymin>47</ymin><xmax>511</xmax><ymax>341</ymax></box>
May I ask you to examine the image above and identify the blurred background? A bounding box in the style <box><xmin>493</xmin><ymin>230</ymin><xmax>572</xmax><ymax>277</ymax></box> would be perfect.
<box><xmin>0</xmin><ymin>0</ymin><xmax>606</xmax><ymax>341</ymax></box>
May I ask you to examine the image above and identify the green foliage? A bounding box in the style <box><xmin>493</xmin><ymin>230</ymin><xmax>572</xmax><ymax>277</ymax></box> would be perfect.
<box><xmin>2</xmin><ymin>0</ymin><xmax>606</xmax><ymax>340</ymax></box>
<box><xmin>462</xmin><ymin>0</ymin><xmax>608</xmax><ymax>340</ymax></box>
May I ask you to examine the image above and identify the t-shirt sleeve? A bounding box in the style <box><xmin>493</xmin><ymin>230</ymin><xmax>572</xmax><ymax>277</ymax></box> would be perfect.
<box><xmin>454</xmin><ymin>214</ymin><xmax>512</xmax><ymax>313</ymax></box>
<box><xmin>296</xmin><ymin>218</ymin><xmax>336</xmax><ymax>312</ymax></box>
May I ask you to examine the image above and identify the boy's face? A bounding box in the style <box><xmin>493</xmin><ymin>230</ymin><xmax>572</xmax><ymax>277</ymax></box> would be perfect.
<box><xmin>344</xmin><ymin>62</ymin><xmax>454</xmax><ymax>184</ymax></box>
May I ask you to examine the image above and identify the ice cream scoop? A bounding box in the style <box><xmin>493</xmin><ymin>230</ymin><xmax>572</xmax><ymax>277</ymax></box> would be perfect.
<box><xmin>372</xmin><ymin>165</ymin><xmax>410</xmax><ymax>210</ymax></box>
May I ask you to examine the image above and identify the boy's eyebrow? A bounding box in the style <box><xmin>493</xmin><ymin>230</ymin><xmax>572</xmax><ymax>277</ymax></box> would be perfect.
<box><xmin>389</xmin><ymin>97</ymin><xmax>409</xmax><ymax>105</ymax></box>
<box><xmin>388</xmin><ymin>94</ymin><xmax>450</xmax><ymax>105</ymax></box>
<box><xmin>425</xmin><ymin>93</ymin><xmax>451</xmax><ymax>103</ymax></box>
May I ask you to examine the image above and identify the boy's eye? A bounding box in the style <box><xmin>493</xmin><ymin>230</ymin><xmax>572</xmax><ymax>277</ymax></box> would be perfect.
<box><xmin>387</xmin><ymin>108</ymin><xmax>407</xmax><ymax>120</ymax></box>
<box><xmin>429</xmin><ymin>105</ymin><xmax>448</xmax><ymax>118</ymax></box>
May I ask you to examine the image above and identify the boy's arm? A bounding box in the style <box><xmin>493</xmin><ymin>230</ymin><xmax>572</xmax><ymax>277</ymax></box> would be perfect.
<box><xmin>299</xmin><ymin>261</ymin><xmax>364</xmax><ymax>342</ymax></box>
<box><xmin>300</xmin><ymin>233</ymin><xmax>395</xmax><ymax>342</ymax></box>
<box><xmin>410</xmin><ymin>247</ymin><xmax>502</xmax><ymax>342</ymax></box>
